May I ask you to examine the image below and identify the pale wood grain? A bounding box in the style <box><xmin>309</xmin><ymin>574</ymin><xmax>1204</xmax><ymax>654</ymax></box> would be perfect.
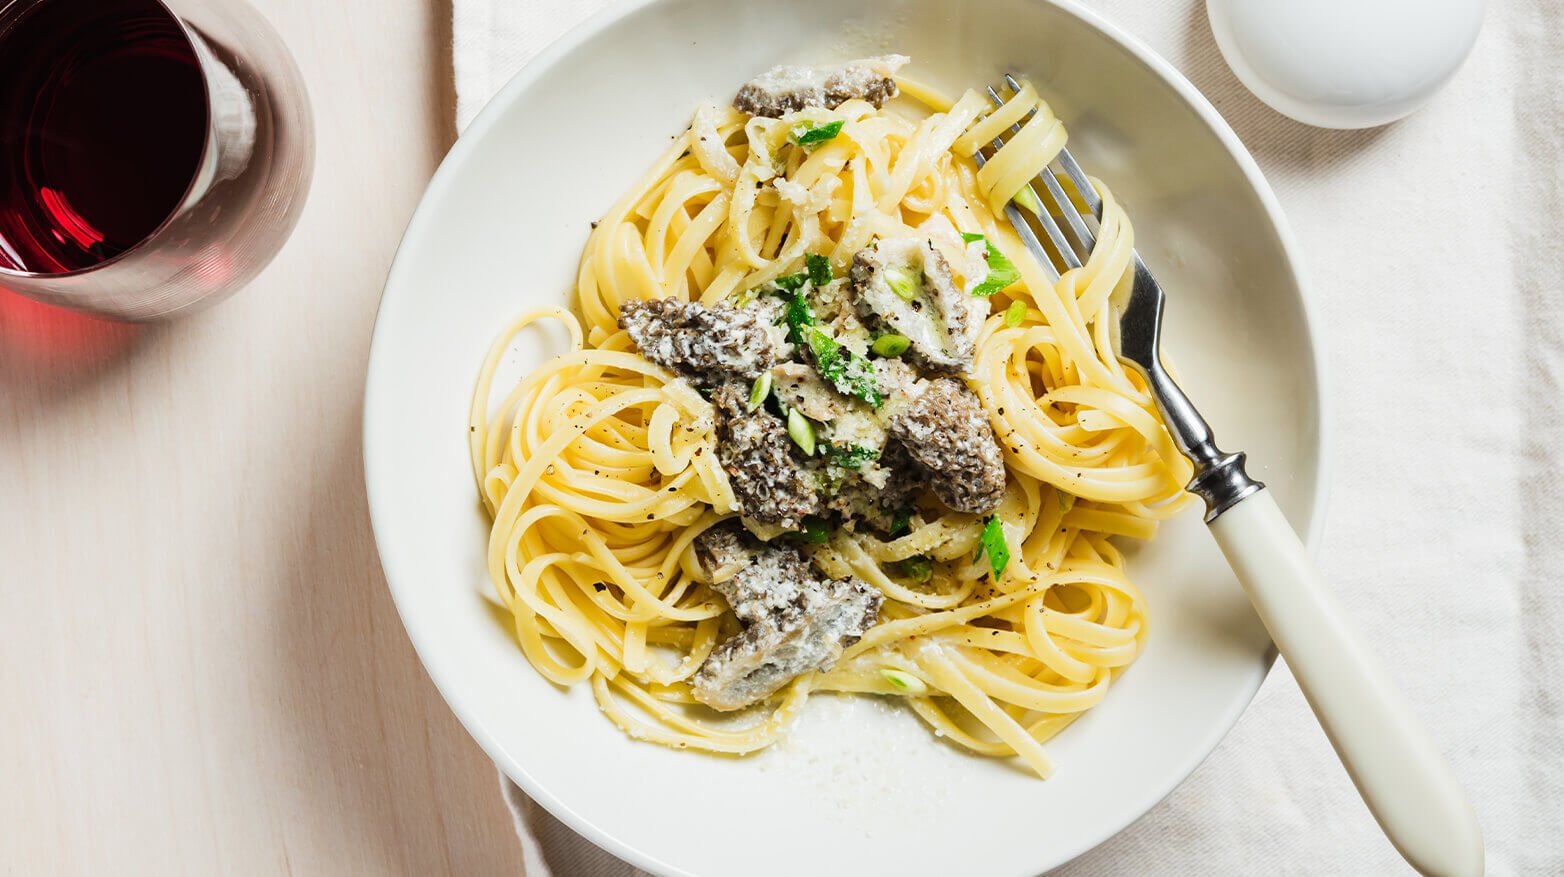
<box><xmin>0</xmin><ymin>0</ymin><xmax>525</xmax><ymax>873</ymax></box>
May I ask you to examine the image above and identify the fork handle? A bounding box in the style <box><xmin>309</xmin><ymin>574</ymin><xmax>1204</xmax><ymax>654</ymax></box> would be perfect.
<box><xmin>1208</xmin><ymin>489</ymin><xmax>1484</xmax><ymax>877</ymax></box>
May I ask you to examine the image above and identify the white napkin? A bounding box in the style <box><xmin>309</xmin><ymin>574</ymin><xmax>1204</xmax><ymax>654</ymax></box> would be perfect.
<box><xmin>453</xmin><ymin>2</ymin><xmax>1563</xmax><ymax>873</ymax></box>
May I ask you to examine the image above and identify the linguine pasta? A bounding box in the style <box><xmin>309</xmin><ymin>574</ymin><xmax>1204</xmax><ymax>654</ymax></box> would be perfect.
<box><xmin>469</xmin><ymin>70</ymin><xmax>1193</xmax><ymax>778</ymax></box>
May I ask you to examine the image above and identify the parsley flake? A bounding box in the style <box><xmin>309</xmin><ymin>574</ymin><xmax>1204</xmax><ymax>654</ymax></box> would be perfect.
<box><xmin>782</xmin><ymin>294</ymin><xmax>883</xmax><ymax>408</ymax></box>
<box><xmin>961</xmin><ymin>232</ymin><xmax>1021</xmax><ymax>297</ymax></box>
<box><xmin>806</xmin><ymin>253</ymin><xmax>833</xmax><ymax>287</ymax></box>
<box><xmin>774</xmin><ymin>272</ymin><xmax>808</xmax><ymax>292</ymax></box>
<box><xmin>824</xmin><ymin>443</ymin><xmax>879</xmax><ymax>470</ymax></box>
<box><xmin>799</xmin><ymin>515</ymin><xmax>832</xmax><ymax>544</ymax></box>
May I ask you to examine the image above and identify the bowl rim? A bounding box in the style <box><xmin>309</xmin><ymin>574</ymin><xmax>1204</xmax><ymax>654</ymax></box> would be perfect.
<box><xmin>364</xmin><ymin>1</ymin><xmax>1334</xmax><ymax>872</ymax></box>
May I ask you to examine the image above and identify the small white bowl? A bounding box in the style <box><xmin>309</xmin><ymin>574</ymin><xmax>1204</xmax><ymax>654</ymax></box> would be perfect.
<box><xmin>365</xmin><ymin>1</ymin><xmax>1330</xmax><ymax>873</ymax></box>
<box><xmin>1207</xmin><ymin>0</ymin><xmax>1485</xmax><ymax>129</ymax></box>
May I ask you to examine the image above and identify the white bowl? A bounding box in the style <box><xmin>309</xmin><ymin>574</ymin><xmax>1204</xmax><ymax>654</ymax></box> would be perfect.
<box><xmin>364</xmin><ymin>1</ymin><xmax>1329</xmax><ymax>874</ymax></box>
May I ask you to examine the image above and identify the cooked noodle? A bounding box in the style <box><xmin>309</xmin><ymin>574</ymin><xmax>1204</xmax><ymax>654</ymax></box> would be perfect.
<box><xmin>469</xmin><ymin>72</ymin><xmax>1193</xmax><ymax>778</ymax></box>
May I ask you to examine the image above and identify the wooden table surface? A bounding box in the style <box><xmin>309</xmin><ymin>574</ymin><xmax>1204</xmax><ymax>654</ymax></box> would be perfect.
<box><xmin>0</xmin><ymin>1</ymin><xmax>525</xmax><ymax>872</ymax></box>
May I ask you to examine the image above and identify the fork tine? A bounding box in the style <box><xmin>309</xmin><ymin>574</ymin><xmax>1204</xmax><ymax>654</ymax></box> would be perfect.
<box><xmin>988</xmin><ymin>77</ymin><xmax>1101</xmax><ymax>262</ymax></box>
<box><xmin>1037</xmin><ymin>164</ymin><xmax>1096</xmax><ymax>258</ymax></box>
<box><xmin>980</xmin><ymin>86</ymin><xmax>1081</xmax><ymax>272</ymax></box>
<box><xmin>994</xmin><ymin>74</ymin><xmax>1098</xmax><ymax>260</ymax></box>
<box><xmin>998</xmin><ymin>198</ymin><xmax>1063</xmax><ymax>284</ymax></box>
<box><xmin>1054</xmin><ymin>152</ymin><xmax>1099</xmax><ymax>218</ymax></box>
<box><xmin>969</xmin><ymin>152</ymin><xmax>1063</xmax><ymax>279</ymax></box>
<box><xmin>972</xmin><ymin>159</ymin><xmax>1077</xmax><ymax>277</ymax></box>
<box><xmin>1054</xmin><ymin>146</ymin><xmax>1104</xmax><ymax>218</ymax></box>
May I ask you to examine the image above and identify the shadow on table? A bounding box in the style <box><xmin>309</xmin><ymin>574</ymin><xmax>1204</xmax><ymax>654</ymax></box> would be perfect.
<box><xmin>253</xmin><ymin>0</ymin><xmax>516</xmax><ymax>871</ymax></box>
<box><xmin>0</xmin><ymin>290</ymin><xmax>155</xmax><ymax>411</ymax></box>
<box><xmin>1176</xmin><ymin>1</ymin><xmax>1389</xmax><ymax>175</ymax></box>
<box><xmin>429</xmin><ymin>0</ymin><xmax>459</xmax><ymax>152</ymax></box>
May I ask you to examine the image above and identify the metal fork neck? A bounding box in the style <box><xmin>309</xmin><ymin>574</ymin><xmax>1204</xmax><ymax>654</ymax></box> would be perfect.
<box><xmin>1142</xmin><ymin>363</ymin><xmax>1264</xmax><ymax>522</ymax></box>
<box><xmin>1187</xmin><ymin>451</ymin><xmax>1263</xmax><ymax>522</ymax></box>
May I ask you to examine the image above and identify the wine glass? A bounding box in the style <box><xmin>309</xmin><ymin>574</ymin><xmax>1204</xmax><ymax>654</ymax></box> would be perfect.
<box><xmin>0</xmin><ymin>0</ymin><xmax>314</xmax><ymax>321</ymax></box>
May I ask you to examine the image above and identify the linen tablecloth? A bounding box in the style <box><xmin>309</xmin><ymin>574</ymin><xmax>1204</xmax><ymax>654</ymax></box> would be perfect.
<box><xmin>454</xmin><ymin>2</ymin><xmax>1564</xmax><ymax>873</ymax></box>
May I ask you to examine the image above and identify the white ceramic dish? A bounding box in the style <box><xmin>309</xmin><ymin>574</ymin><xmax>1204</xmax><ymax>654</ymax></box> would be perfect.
<box><xmin>364</xmin><ymin>1</ymin><xmax>1329</xmax><ymax>873</ymax></box>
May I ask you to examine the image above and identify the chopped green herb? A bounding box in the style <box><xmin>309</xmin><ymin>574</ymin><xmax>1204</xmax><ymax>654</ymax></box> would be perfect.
<box><xmin>799</xmin><ymin>515</ymin><xmax>831</xmax><ymax>544</ymax></box>
<box><xmin>889</xmin><ymin>507</ymin><xmax>912</xmax><ymax>537</ymax></box>
<box><xmin>881</xmin><ymin>668</ymin><xmax>928</xmax><ymax>694</ymax></box>
<box><xmin>1004</xmin><ymin>300</ymin><xmax>1027</xmax><ymax>328</ymax></box>
<box><xmin>974</xmin><ymin>516</ymin><xmax>1011</xmax><ymax>579</ymax></box>
<box><xmin>789</xmin><ymin>119</ymin><xmax>845</xmax><ymax>149</ymax></box>
<box><xmin>824</xmin><ymin>443</ymin><xmax>879</xmax><ymax>470</ymax></box>
<box><xmin>806</xmin><ymin>326</ymin><xmax>882</xmax><ymax>408</ymax></box>
<box><xmin>900</xmin><ymin>555</ymin><xmax>934</xmax><ymax>583</ymax></box>
<box><xmin>802</xmin><ymin>324</ymin><xmax>837</xmax><ymax>361</ymax></box>
<box><xmin>786</xmin><ymin>408</ymin><xmax>817</xmax><ymax>455</ymax></box>
<box><xmin>774</xmin><ymin>271</ymin><xmax>809</xmax><ymax>292</ymax></box>
<box><xmin>1011</xmin><ymin>185</ymin><xmax>1044</xmax><ymax>216</ymax></box>
<box><xmin>782</xmin><ymin>291</ymin><xmax>816</xmax><ymax>344</ymax></box>
<box><xmin>961</xmin><ymin>232</ymin><xmax>1021</xmax><ymax>297</ymax></box>
<box><xmin>870</xmin><ymin>333</ymin><xmax>911</xmax><ymax>357</ymax></box>
<box><xmin>747</xmin><ymin>371</ymin><xmax>773</xmax><ymax>412</ymax></box>
<box><xmin>814</xmin><ymin>468</ymin><xmax>846</xmax><ymax>496</ymax></box>
<box><xmin>775</xmin><ymin>255</ymin><xmax>830</xmax><ymax>296</ymax></box>
<box><xmin>782</xmin><ymin>294</ymin><xmax>883</xmax><ymax>408</ymax></box>
<box><xmin>730</xmin><ymin>286</ymin><xmax>761</xmax><ymax>308</ymax></box>
<box><xmin>883</xmin><ymin>265</ymin><xmax>921</xmax><ymax>302</ymax></box>
<box><xmin>806</xmin><ymin>253</ymin><xmax>833</xmax><ymax>287</ymax></box>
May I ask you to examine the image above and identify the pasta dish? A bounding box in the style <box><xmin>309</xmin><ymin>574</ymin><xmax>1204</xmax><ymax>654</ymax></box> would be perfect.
<box><xmin>469</xmin><ymin>57</ymin><xmax>1193</xmax><ymax>778</ymax></box>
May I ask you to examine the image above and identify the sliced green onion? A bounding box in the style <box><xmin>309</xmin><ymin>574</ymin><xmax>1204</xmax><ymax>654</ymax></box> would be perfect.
<box><xmin>789</xmin><ymin>119</ymin><xmax>845</xmax><ymax>149</ymax></box>
<box><xmin>747</xmin><ymin>371</ymin><xmax>773</xmax><ymax>412</ymax></box>
<box><xmin>881</xmin><ymin>668</ymin><xmax>928</xmax><ymax>695</ymax></box>
<box><xmin>1011</xmin><ymin>185</ymin><xmax>1044</xmax><ymax>216</ymax></box>
<box><xmin>884</xmin><ymin>266</ymin><xmax>921</xmax><ymax>301</ymax></box>
<box><xmin>975</xmin><ymin>516</ymin><xmax>1010</xmax><ymax>579</ymax></box>
<box><xmin>900</xmin><ymin>555</ymin><xmax>933</xmax><ymax>583</ymax></box>
<box><xmin>870</xmin><ymin>333</ymin><xmax>911</xmax><ymax>357</ymax></box>
<box><xmin>787</xmin><ymin>408</ymin><xmax>816</xmax><ymax>456</ymax></box>
<box><xmin>1004</xmin><ymin>300</ymin><xmax>1027</xmax><ymax>327</ymax></box>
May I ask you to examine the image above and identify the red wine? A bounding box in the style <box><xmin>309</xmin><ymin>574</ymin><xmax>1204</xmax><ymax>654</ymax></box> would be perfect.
<box><xmin>0</xmin><ymin>0</ymin><xmax>209</xmax><ymax>274</ymax></box>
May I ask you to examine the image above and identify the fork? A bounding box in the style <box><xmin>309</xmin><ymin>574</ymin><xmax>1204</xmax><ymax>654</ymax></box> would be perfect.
<box><xmin>980</xmin><ymin>76</ymin><xmax>1484</xmax><ymax>877</ymax></box>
